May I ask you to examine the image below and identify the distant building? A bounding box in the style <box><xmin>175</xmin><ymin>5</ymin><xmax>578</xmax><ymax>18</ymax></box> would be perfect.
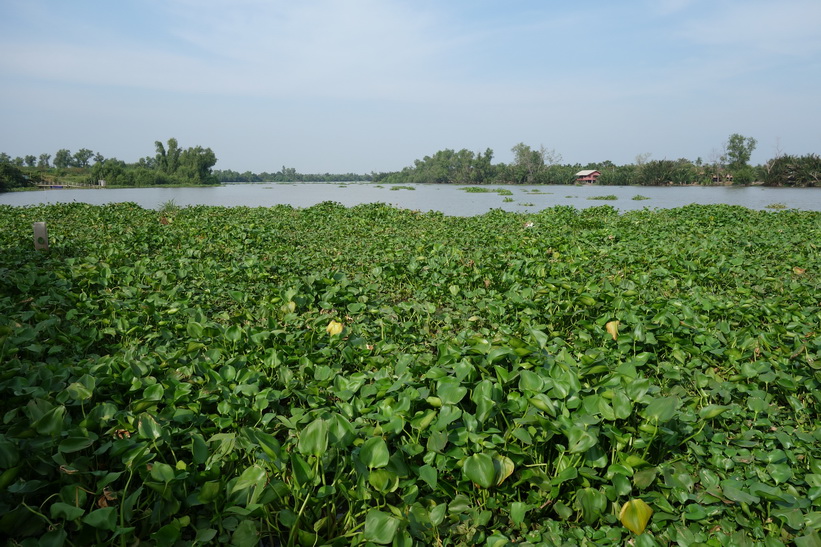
<box><xmin>575</xmin><ymin>170</ymin><xmax>601</xmax><ymax>183</ymax></box>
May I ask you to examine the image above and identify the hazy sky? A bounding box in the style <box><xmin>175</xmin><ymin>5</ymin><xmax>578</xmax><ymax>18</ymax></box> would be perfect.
<box><xmin>1</xmin><ymin>0</ymin><xmax>819</xmax><ymax>174</ymax></box>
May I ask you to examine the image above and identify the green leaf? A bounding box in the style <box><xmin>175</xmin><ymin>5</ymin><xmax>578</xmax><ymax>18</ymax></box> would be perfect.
<box><xmin>143</xmin><ymin>383</ymin><xmax>165</xmax><ymax>401</ymax></box>
<box><xmin>364</xmin><ymin>509</ymin><xmax>401</xmax><ymax>544</ymax></box>
<box><xmin>494</xmin><ymin>455</ymin><xmax>515</xmax><ymax>486</ymax></box>
<box><xmin>767</xmin><ymin>463</ymin><xmax>793</xmax><ymax>484</ymax></box>
<box><xmin>224</xmin><ymin>325</ymin><xmax>243</xmax><ymax>342</ymax></box>
<box><xmin>463</xmin><ymin>453</ymin><xmax>495</xmax><ymax>489</ymax></box>
<box><xmin>419</xmin><ymin>464</ymin><xmax>437</xmax><ymax>490</ymax></box>
<box><xmin>50</xmin><ymin>501</ymin><xmax>85</xmax><ymax>521</ymax></box>
<box><xmin>39</xmin><ymin>529</ymin><xmax>68</xmax><ymax>547</ymax></box>
<box><xmin>612</xmin><ymin>390</ymin><xmax>633</xmax><ymax>419</ymax></box>
<box><xmin>137</xmin><ymin>413</ymin><xmax>162</xmax><ymax>440</ymax></box>
<box><xmin>66</xmin><ymin>381</ymin><xmax>93</xmax><ymax>401</ymax></box>
<box><xmin>33</xmin><ymin>405</ymin><xmax>66</xmax><ymax>436</ymax></box>
<box><xmin>232</xmin><ymin>464</ymin><xmax>267</xmax><ymax>501</ymax></box>
<box><xmin>566</xmin><ymin>426</ymin><xmax>598</xmax><ymax>453</ymax></box>
<box><xmin>720</xmin><ymin>480</ymin><xmax>760</xmax><ymax>504</ymax></box>
<box><xmin>576</xmin><ymin>487</ymin><xmax>606</xmax><ymax>525</ymax></box>
<box><xmin>510</xmin><ymin>501</ymin><xmax>529</xmax><ymax>525</ymax></box>
<box><xmin>360</xmin><ymin>437</ymin><xmax>390</xmax><ymax>468</ymax></box>
<box><xmin>152</xmin><ymin>521</ymin><xmax>181</xmax><ymax>547</ymax></box>
<box><xmin>198</xmin><ymin>481</ymin><xmax>221</xmax><ymax>503</ymax></box>
<box><xmin>643</xmin><ymin>396</ymin><xmax>679</xmax><ymax>422</ymax></box>
<box><xmin>231</xmin><ymin>519</ymin><xmax>259</xmax><ymax>547</ymax></box>
<box><xmin>290</xmin><ymin>453</ymin><xmax>315</xmax><ymax>487</ymax></box>
<box><xmin>633</xmin><ymin>468</ymin><xmax>657</xmax><ymax>490</ymax></box>
<box><xmin>192</xmin><ymin>433</ymin><xmax>208</xmax><ymax>464</ymax></box>
<box><xmin>794</xmin><ymin>531</ymin><xmax>821</xmax><ymax>547</ymax></box>
<box><xmin>437</xmin><ymin>381</ymin><xmax>468</xmax><ymax>405</ymax></box>
<box><xmin>519</xmin><ymin>370</ymin><xmax>545</xmax><ymax>392</ymax></box>
<box><xmin>699</xmin><ymin>404</ymin><xmax>731</xmax><ymax>419</ymax></box>
<box><xmin>187</xmin><ymin>322</ymin><xmax>204</xmax><ymax>338</ymax></box>
<box><xmin>58</xmin><ymin>433</ymin><xmax>97</xmax><ymax>453</ymax></box>
<box><xmin>429</xmin><ymin>503</ymin><xmax>447</xmax><ymax>526</ymax></box>
<box><xmin>368</xmin><ymin>469</ymin><xmax>399</xmax><ymax>493</ymax></box>
<box><xmin>486</xmin><ymin>533</ymin><xmax>511</xmax><ymax>547</ymax></box>
<box><xmin>327</xmin><ymin>413</ymin><xmax>355</xmax><ymax>447</ymax></box>
<box><xmin>82</xmin><ymin>507</ymin><xmax>117</xmax><ymax>531</ymax></box>
<box><xmin>298</xmin><ymin>418</ymin><xmax>329</xmax><ymax>457</ymax></box>
<box><xmin>195</xmin><ymin>528</ymin><xmax>218</xmax><ymax>543</ymax></box>
<box><xmin>150</xmin><ymin>462</ymin><xmax>175</xmax><ymax>483</ymax></box>
<box><xmin>0</xmin><ymin>439</ymin><xmax>20</xmax><ymax>468</ymax></box>
<box><xmin>619</xmin><ymin>498</ymin><xmax>653</xmax><ymax>534</ymax></box>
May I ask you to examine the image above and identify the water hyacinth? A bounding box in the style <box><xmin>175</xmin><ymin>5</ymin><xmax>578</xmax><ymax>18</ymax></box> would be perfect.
<box><xmin>0</xmin><ymin>201</ymin><xmax>819</xmax><ymax>545</ymax></box>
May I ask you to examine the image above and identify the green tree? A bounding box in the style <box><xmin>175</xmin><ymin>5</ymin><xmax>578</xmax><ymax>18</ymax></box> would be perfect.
<box><xmin>763</xmin><ymin>154</ymin><xmax>821</xmax><ymax>187</ymax></box>
<box><xmin>0</xmin><ymin>163</ymin><xmax>35</xmax><ymax>191</ymax></box>
<box><xmin>510</xmin><ymin>142</ymin><xmax>543</xmax><ymax>183</ymax></box>
<box><xmin>54</xmin><ymin>149</ymin><xmax>73</xmax><ymax>168</ymax></box>
<box><xmin>24</xmin><ymin>155</ymin><xmax>36</xmax><ymax>167</ymax></box>
<box><xmin>724</xmin><ymin>134</ymin><xmax>757</xmax><ymax>170</ymax></box>
<box><xmin>73</xmin><ymin>148</ymin><xmax>94</xmax><ymax>168</ymax></box>
<box><xmin>177</xmin><ymin>145</ymin><xmax>217</xmax><ymax>184</ymax></box>
<box><xmin>37</xmin><ymin>153</ymin><xmax>51</xmax><ymax>168</ymax></box>
<box><xmin>155</xmin><ymin>138</ymin><xmax>182</xmax><ymax>174</ymax></box>
<box><xmin>88</xmin><ymin>158</ymin><xmax>128</xmax><ymax>186</ymax></box>
<box><xmin>635</xmin><ymin>159</ymin><xmax>697</xmax><ymax>185</ymax></box>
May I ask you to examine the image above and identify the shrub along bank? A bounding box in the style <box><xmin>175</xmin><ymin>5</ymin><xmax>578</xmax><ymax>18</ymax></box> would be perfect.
<box><xmin>0</xmin><ymin>202</ymin><xmax>819</xmax><ymax>545</ymax></box>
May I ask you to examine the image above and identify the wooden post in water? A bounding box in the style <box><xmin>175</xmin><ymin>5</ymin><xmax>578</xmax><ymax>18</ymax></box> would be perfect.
<box><xmin>33</xmin><ymin>222</ymin><xmax>49</xmax><ymax>250</ymax></box>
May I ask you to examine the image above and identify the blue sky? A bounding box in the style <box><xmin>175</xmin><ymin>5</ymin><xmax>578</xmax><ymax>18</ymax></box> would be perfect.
<box><xmin>1</xmin><ymin>0</ymin><xmax>819</xmax><ymax>174</ymax></box>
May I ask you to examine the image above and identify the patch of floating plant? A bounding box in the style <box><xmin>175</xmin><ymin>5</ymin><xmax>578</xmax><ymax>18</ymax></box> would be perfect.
<box><xmin>1</xmin><ymin>202</ymin><xmax>819</xmax><ymax>545</ymax></box>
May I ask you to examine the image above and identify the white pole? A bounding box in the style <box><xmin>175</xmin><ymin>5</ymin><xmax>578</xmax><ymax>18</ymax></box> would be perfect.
<box><xmin>33</xmin><ymin>222</ymin><xmax>49</xmax><ymax>250</ymax></box>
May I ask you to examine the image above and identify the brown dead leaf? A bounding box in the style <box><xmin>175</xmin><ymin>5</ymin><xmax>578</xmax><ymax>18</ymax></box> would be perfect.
<box><xmin>606</xmin><ymin>320</ymin><xmax>620</xmax><ymax>341</ymax></box>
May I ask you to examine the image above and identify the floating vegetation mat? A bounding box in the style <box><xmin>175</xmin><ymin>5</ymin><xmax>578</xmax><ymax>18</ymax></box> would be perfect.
<box><xmin>0</xmin><ymin>202</ymin><xmax>819</xmax><ymax>545</ymax></box>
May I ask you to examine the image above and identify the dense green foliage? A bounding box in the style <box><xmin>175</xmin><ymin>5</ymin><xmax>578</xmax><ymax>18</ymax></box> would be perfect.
<box><xmin>0</xmin><ymin>138</ymin><xmax>218</xmax><ymax>189</ymax></box>
<box><xmin>1</xmin><ymin>202</ymin><xmax>821</xmax><ymax>546</ymax></box>
<box><xmin>212</xmin><ymin>167</ymin><xmax>372</xmax><ymax>184</ymax></box>
<box><xmin>762</xmin><ymin>155</ymin><xmax>821</xmax><ymax>187</ymax></box>
<box><xmin>375</xmin><ymin>143</ymin><xmax>818</xmax><ymax>187</ymax></box>
<box><xmin>0</xmin><ymin>163</ymin><xmax>38</xmax><ymax>191</ymax></box>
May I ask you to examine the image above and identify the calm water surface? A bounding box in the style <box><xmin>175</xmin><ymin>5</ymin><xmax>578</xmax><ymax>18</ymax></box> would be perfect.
<box><xmin>2</xmin><ymin>183</ymin><xmax>820</xmax><ymax>215</ymax></box>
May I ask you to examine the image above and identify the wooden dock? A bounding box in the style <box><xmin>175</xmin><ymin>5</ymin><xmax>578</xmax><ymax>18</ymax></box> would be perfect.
<box><xmin>35</xmin><ymin>183</ymin><xmax>102</xmax><ymax>189</ymax></box>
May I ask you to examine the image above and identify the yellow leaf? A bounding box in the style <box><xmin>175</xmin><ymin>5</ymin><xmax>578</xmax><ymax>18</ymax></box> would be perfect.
<box><xmin>793</xmin><ymin>267</ymin><xmax>806</xmax><ymax>275</ymax></box>
<box><xmin>620</xmin><ymin>498</ymin><xmax>653</xmax><ymax>534</ymax></box>
<box><xmin>493</xmin><ymin>456</ymin><xmax>515</xmax><ymax>486</ymax></box>
<box><xmin>606</xmin><ymin>320</ymin><xmax>620</xmax><ymax>341</ymax></box>
<box><xmin>326</xmin><ymin>320</ymin><xmax>343</xmax><ymax>336</ymax></box>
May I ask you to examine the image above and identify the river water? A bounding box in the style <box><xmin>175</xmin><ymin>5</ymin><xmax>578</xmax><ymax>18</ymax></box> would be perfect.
<box><xmin>2</xmin><ymin>183</ymin><xmax>820</xmax><ymax>215</ymax></box>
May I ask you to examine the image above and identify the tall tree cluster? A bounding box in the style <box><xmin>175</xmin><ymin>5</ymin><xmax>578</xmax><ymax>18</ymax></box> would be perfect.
<box><xmin>0</xmin><ymin>138</ymin><xmax>219</xmax><ymax>189</ymax></box>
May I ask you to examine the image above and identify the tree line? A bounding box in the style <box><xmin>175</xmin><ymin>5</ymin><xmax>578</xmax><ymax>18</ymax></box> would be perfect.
<box><xmin>212</xmin><ymin>167</ymin><xmax>372</xmax><ymax>183</ymax></box>
<box><xmin>3</xmin><ymin>133</ymin><xmax>819</xmax><ymax>191</ymax></box>
<box><xmin>0</xmin><ymin>138</ymin><xmax>218</xmax><ymax>191</ymax></box>
<box><xmin>375</xmin><ymin>135</ymin><xmax>819</xmax><ymax>187</ymax></box>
